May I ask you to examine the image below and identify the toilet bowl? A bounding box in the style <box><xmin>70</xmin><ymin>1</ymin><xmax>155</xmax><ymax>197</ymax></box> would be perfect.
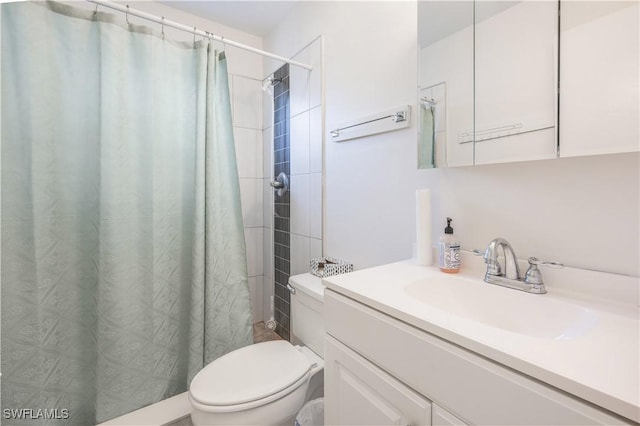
<box><xmin>189</xmin><ymin>273</ymin><xmax>325</xmax><ymax>426</ymax></box>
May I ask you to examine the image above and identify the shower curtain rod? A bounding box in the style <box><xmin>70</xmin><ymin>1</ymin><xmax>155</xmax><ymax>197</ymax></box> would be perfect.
<box><xmin>86</xmin><ymin>0</ymin><xmax>313</xmax><ymax>71</ymax></box>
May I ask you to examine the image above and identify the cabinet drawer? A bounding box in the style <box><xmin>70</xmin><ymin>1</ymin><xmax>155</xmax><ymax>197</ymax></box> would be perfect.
<box><xmin>325</xmin><ymin>290</ymin><xmax>628</xmax><ymax>425</ymax></box>
<box><xmin>325</xmin><ymin>334</ymin><xmax>432</xmax><ymax>426</ymax></box>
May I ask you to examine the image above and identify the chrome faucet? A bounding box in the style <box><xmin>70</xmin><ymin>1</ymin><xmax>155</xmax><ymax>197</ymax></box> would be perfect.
<box><xmin>483</xmin><ymin>238</ymin><xmax>546</xmax><ymax>294</ymax></box>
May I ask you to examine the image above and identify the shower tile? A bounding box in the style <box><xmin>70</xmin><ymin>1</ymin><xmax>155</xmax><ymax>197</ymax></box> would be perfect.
<box><xmin>290</xmin><ymin>174</ymin><xmax>310</xmax><ymax>237</ymax></box>
<box><xmin>290</xmin><ymin>112</ymin><xmax>310</xmax><ymax>175</ymax></box>
<box><xmin>274</xmin><ymin>242</ymin><xmax>290</xmax><ymax>260</ymax></box>
<box><xmin>274</xmin><ymin>148</ymin><xmax>289</xmax><ymax>165</ymax></box>
<box><xmin>274</xmin><ymin>76</ymin><xmax>289</xmax><ymax>98</ymax></box>
<box><xmin>274</xmin><ymin>256</ymin><xmax>290</xmax><ymax>276</ymax></box>
<box><xmin>232</xmin><ymin>75</ymin><xmax>262</xmax><ymax>130</ymax></box>
<box><xmin>274</xmin><ymin>134</ymin><xmax>288</xmax><ymax>151</ymax></box>
<box><xmin>309</xmin><ymin>106</ymin><xmax>323</xmax><ymax>174</ymax></box>
<box><xmin>274</xmin><ymin>217</ymin><xmax>290</xmax><ymax>232</ymax></box>
<box><xmin>261</xmin><ymin>279</ymin><xmax>273</xmax><ymax>324</ymax></box>
<box><xmin>275</xmin><ymin>321</ymin><xmax>290</xmax><ymax>342</ymax></box>
<box><xmin>271</xmin><ymin>64</ymin><xmax>291</xmax><ymax>341</ymax></box>
<box><xmin>262</xmin><ymin>91</ymin><xmax>274</xmax><ymax>131</ymax></box>
<box><xmin>309</xmin><ymin>173</ymin><xmax>322</xmax><ymax>239</ymax></box>
<box><xmin>234</xmin><ymin>128</ymin><xmax>262</xmax><ymax>178</ymax></box>
<box><xmin>244</xmin><ymin>228</ymin><xmax>263</xmax><ymax>278</ymax></box>
<box><xmin>263</xmin><ymin>128</ymin><xmax>274</xmax><ymax>179</ymax></box>
<box><xmin>239</xmin><ymin>179</ymin><xmax>262</xmax><ymax>228</ymax></box>
<box><xmin>309</xmin><ymin>39</ymin><xmax>322</xmax><ymax>109</ymax></box>
<box><xmin>274</xmin><ymin>229</ymin><xmax>289</xmax><ymax>246</ymax></box>
<box><xmin>274</xmin><ymin>294</ymin><xmax>288</xmax><ymax>313</ymax></box>
<box><xmin>274</xmin><ymin>203</ymin><xmax>290</xmax><ymax>220</ymax></box>
<box><xmin>262</xmin><ymin>179</ymin><xmax>273</xmax><ymax>226</ymax></box>
<box><xmin>274</xmin><ymin>280</ymin><xmax>288</xmax><ymax>300</ymax></box>
<box><xmin>248</xmin><ymin>276</ymin><xmax>263</xmax><ymax>324</ymax></box>
<box><xmin>290</xmin><ymin>48</ymin><xmax>310</xmax><ymax>117</ymax></box>
<box><xmin>226</xmin><ymin>46</ymin><xmax>263</xmax><ymax>80</ymax></box>
<box><xmin>262</xmin><ymin>227</ymin><xmax>273</xmax><ymax>279</ymax></box>
<box><xmin>274</xmin><ymin>121</ymin><xmax>289</xmax><ymax>144</ymax></box>
<box><xmin>290</xmin><ymin>234</ymin><xmax>310</xmax><ymax>276</ymax></box>
<box><xmin>310</xmin><ymin>238</ymin><xmax>322</xmax><ymax>260</ymax></box>
<box><xmin>274</xmin><ymin>163</ymin><xmax>290</xmax><ymax>180</ymax></box>
<box><xmin>274</xmin><ymin>104</ymin><xmax>289</xmax><ymax>127</ymax></box>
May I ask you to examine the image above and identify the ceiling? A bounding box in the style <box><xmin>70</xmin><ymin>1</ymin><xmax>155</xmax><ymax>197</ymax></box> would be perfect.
<box><xmin>159</xmin><ymin>1</ymin><xmax>298</xmax><ymax>37</ymax></box>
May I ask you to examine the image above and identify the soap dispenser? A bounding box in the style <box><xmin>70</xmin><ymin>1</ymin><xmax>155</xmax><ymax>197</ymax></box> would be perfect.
<box><xmin>438</xmin><ymin>217</ymin><xmax>460</xmax><ymax>273</ymax></box>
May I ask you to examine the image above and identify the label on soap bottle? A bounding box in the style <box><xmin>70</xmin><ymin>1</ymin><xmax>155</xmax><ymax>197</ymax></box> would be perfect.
<box><xmin>439</xmin><ymin>241</ymin><xmax>460</xmax><ymax>271</ymax></box>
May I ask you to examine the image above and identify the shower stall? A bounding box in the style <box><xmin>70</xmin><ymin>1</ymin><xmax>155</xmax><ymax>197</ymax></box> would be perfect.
<box><xmin>0</xmin><ymin>1</ymin><xmax>322</xmax><ymax>423</ymax></box>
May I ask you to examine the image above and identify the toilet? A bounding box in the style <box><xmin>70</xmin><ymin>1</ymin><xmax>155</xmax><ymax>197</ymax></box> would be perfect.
<box><xmin>189</xmin><ymin>273</ymin><xmax>325</xmax><ymax>426</ymax></box>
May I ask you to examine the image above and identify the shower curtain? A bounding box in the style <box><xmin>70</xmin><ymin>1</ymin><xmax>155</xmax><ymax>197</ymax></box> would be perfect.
<box><xmin>1</xmin><ymin>2</ymin><xmax>253</xmax><ymax>424</ymax></box>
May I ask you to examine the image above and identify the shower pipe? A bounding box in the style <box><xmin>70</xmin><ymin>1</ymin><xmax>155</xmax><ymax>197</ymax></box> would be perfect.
<box><xmin>86</xmin><ymin>0</ymin><xmax>313</xmax><ymax>71</ymax></box>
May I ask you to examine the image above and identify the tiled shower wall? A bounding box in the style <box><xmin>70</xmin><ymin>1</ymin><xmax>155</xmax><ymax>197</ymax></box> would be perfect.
<box><xmin>231</xmin><ymin>73</ymin><xmax>265</xmax><ymax>325</ymax></box>
<box><xmin>262</xmin><ymin>37</ymin><xmax>323</xmax><ymax>340</ymax></box>
<box><xmin>272</xmin><ymin>65</ymin><xmax>291</xmax><ymax>340</ymax></box>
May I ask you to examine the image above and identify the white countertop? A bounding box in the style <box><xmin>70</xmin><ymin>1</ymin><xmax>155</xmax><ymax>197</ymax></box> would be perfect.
<box><xmin>322</xmin><ymin>259</ymin><xmax>640</xmax><ymax>423</ymax></box>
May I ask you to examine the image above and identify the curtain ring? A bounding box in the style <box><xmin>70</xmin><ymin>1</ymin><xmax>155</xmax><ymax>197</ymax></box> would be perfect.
<box><xmin>161</xmin><ymin>16</ymin><xmax>165</xmax><ymax>38</ymax></box>
<box><xmin>125</xmin><ymin>5</ymin><xmax>130</xmax><ymax>24</ymax></box>
<box><xmin>93</xmin><ymin>3</ymin><xmax>99</xmax><ymax>16</ymax></box>
<box><xmin>193</xmin><ymin>26</ymin><xmax>197</xmax><ymax>47</ymax></box>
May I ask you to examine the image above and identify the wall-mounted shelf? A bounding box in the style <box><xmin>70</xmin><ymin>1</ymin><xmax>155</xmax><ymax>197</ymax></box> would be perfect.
<box><xmin>330</xmin><ymin>105</ymin><xmax>411</xmax><ymax>142</ymax></box>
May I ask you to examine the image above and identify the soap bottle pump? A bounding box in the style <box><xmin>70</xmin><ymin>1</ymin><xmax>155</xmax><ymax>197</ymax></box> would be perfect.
<box><xmin>439</xmin><ymin>217</ymin><xmax>460</xmax><ymax>273</ymax></box>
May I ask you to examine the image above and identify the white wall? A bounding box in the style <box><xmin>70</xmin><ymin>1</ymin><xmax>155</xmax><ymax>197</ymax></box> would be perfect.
<box><xmin>265</xmin><ymin>1</ymin><xmax>639</xmax><ymax>278</ymax></box>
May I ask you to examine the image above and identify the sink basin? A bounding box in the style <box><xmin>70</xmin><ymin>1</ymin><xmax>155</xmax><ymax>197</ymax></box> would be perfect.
<box><xmin>405</xmin><ymin>276</ymin><xmax>598</xmax><ymax>339</ymax></box>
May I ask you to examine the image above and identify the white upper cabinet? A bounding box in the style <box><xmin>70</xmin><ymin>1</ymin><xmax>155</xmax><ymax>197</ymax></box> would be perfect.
<box><xmin>418</xmin><ymin>1</ymin><xmax>558</xmax><ymax>167</ymax></box>
<box><xmin>418</xmin><ymin>0</ymin><xmax>639</xmax><ymax>167</ymax></box>
<box><xmin>474</xmin><ymin>1</ymin><xmax>558</xmax><ymax>165</ymax></box>
<box><xmin>559</xmin><ymin>1</ymin><xmax>639</xmax><ymax>157</ymax></box>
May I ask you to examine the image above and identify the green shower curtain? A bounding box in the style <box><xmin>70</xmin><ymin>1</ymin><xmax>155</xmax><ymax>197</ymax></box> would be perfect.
<box><xmin>1</xmin><ymin>2</ymin><xmax>253</xmax><ymax>424</ymax></box>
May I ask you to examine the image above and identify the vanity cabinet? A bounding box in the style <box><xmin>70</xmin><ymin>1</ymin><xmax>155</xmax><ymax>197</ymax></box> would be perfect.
<box><xmin>432</xmin><ymin>404</ymin><xmax>468</xmax><ymax>426</ymax></box>
<box><xmin>324</xmin><ymin>289</ymin><xmax>630</xmax><ymax>425</ymax></box>
<box><xmin>325</xmin><ymin>335</ymin><xmax>432</xmax><ymax>425</ymax></box>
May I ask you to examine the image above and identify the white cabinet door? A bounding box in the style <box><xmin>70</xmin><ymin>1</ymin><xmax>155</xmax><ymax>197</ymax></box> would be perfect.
<box><xmin>325</xmin><ymin>335</ymin><xmax>432</xmax><ymax>426</ymax></box>
<box><xmin>560</xmin><ymin>1</ymin><xmax>639</xmax><ymax>157</ymax></box>
<box><xmin>432</xmin><ymin>404</ymin><xmax>468</xmax><ymax>426</ymax></box>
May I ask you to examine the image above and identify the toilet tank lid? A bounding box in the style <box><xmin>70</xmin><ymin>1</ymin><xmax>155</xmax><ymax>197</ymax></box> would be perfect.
<box><xmin>189</xmin><ymin>341</ymin><xmax>311</xmax><ymax>407</ymax></box>
<box><xmin>289</xmin><ymin>273</ymin><xmax>324</xmax><ymax>302</ymax></box>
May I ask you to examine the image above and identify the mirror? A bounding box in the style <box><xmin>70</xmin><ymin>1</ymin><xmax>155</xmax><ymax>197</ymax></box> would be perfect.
<box><xmin>418</xmin><ymin>1</ymin><xmax>558</xmax><ymax>168</ymax></box>
<box><xmin>418</xmin><ymin>1</ymin><xmax>474</xmax><ymax>168</ymax></box>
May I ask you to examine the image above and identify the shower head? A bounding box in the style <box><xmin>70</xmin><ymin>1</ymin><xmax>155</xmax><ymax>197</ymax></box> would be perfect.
<box><xmin>261</xmin><ymin>77</ymin><xmax>282</xmax><ymax>92</ymax></box>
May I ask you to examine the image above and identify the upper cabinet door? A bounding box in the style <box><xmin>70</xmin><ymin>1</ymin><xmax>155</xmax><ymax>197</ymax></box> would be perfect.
<box><xmin>474</xmin><ymin>1</ymin><xmax>559</xmax><ymax>165</ymax></box>
<box><xmin>418</xmin><ymin>1</ymin><xmax>558</xmax><ymax>168</ymax></box>
<box><xmin>559</xmin><ymin>1</ymin><xmax>640</xmax><ymax>157</ymax></box>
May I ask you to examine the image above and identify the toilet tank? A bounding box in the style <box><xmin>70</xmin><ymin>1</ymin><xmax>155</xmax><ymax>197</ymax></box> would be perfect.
<box><xmin>289</xmin><ymin>273</ymin><xmax>325</xmax><ymax>357</ymax></box>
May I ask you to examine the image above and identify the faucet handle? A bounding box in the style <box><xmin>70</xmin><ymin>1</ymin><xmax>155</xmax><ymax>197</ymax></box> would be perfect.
<box><xmin>525</xmin><ymin>257</ymin><xmax>546</xmax><ymax>294</ymax></box>
<box><xmin>527</xmin><ymin>256</ymin><xmax>540</xmax><ymax>266</ymax></box>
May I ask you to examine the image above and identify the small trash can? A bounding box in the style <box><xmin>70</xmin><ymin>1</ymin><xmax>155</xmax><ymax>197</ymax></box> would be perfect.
<box><xmin>295</xmin><ymin>398</ymin><xmax>324</xmax><ymax>426</ymax></box>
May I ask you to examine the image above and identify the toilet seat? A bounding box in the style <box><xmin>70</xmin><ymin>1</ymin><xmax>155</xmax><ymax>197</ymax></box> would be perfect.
<box><xmin>189</xmin><ymin>341</ymin><xmax>312</xmax><ymax>413</ymax></box>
